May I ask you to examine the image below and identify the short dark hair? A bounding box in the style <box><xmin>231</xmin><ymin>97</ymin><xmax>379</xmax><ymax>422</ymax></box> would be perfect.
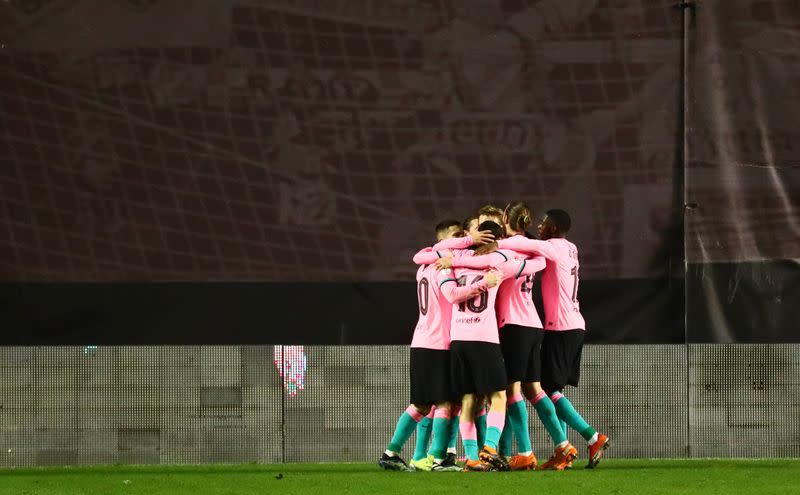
<box><xmin>545</xmin><ymin>209</ymin><xmax>572</xmax><ymax>233</ymax></box>
<box><xmin>477</xmin><ymin>220</ymin><xmax>504</xmax><ymax>240</ymax></box>
<box><xmin>435</xmin><ymin>219</ymin><xmax>461</xmax><ymax>237</ymax></box>
<box><xmin>462</xmin><ymin>215</ymin><xmax>478</xmax><ymax>231</ymax></box>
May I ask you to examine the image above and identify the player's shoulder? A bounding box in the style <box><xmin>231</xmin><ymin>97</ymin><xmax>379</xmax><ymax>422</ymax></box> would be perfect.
<box><xmin>562</xmin><ymin>238</ymin><xmax>579</xmax><ymax>254</ymax></box>
<box><xmin>497</xmin><ymin>246</ymin><xmax>525</xmax><ymax>260</ymax></box>
<box><xmin>552</xmin><ymin>238</ymin><xmax>579</xmax><ymax>262</ymax></box>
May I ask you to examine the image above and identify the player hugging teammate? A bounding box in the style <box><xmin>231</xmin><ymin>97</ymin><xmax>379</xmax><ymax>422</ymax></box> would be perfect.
<box><xmin>379</xmin><ymin>202</ymin><xmax>609</xmax><ymax>472</ymax></box>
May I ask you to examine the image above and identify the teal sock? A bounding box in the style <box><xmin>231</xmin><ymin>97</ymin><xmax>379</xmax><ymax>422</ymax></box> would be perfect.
<box><xmin>553</xmin><ymin>394</ymin><xmax>596</xmax><ymax>441</ymax></box>
<box><xmin>498</xmin><ymin>425</ymin><xmax>513</xmax><ymax>456</ymax></box>
<box><xmin>483</xmin><ymin>411</ymin><xmax>504</xmax><ymax>451</ymax></box>
<box><xmin>447</xmin><ymin>415</ymin><xmax>459</xmax><ymax>451</ymax></box>
<box><xmin>485</xmin><ymin>427</ymin><xmax>502</xmax><ymax>450</ymax></box>
<box><xmin>533</xmin><ymin>396</ymin><xmax>568</xmax><ymax>444</ymax></box>
<box><xmin>412</xmin><ymin>415</ymin><xmax>433</xmax><ymax>461</ymax></box>
<box><xmin>561</xmin><ymin>420</ymin><xmax>568</xmax><ymax>438</ymax></box>
<box><xmin>476</xmin><ymin>412</ymin><xmax>487</xmax><ymax>447</ymax></box>
<box><xmin>428</xmin><ymin>416</ymin><xmax>450</xmax><ymax>459</ymax></box>
<box><xmin>464</xmin><ymin>439</ymin><xmax>479</xmax><ymax>461</ymax></box>
<box><xmin>387</xmin><ymin>407</ymin><xmax>422</xmax><ymax>453</ymax></box>
<box><xmin>507</xmin><ymin>400</ymin><xmax>532</xmax><ymax>453</ymax></box>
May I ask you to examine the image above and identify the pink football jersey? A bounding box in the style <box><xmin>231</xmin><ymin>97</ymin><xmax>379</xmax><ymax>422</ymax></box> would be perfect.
<box><xmin>410</xmin><ymin>264</ymin><xmax>454</xmax><ymax>350</ymax></box>
<box><xmin>497</xmin><ymin>237</ymin><xmax>586</xmax><ymax>331</ymax></box>
<box><xmin>496</xmin><ymin>253</ymin><xmax>546</xmax><ymax>329</ymax></box>
<box><xmin>439</xmin><ymin>266</ymin><xmax>502</xmax><ymax>344</ymax></box>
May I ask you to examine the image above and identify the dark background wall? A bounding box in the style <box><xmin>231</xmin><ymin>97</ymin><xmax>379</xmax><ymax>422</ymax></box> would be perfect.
<box><xmin>0</xmin><ymin>1</ymin><xmax>798</xmax><ymax>345</ymax></box>
<box><xmin>0</xmin><ymin>0</ymin><xmax>799</xmax><ymax>468</ymax></box>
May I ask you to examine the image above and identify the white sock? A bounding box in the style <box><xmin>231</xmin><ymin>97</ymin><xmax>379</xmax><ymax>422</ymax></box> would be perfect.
<box><xmin>556</xmin><ymin>441</ymin><xmax>569</xmax><ymax>449</ymax></box>
<box><xmin>446</xmin><ymin>447</ymin><xmax>457</xmax><ymax>454</ymax></box>
<box><xmin>587</xmin><ymin>432</ymin><xmax>599</xmax><ymax>446</ymax></box>
<box><xmin>434</xmin><ymin>458</ymin><xmax>444</xmax><ymax>464</ymax></box>
<box><xmin>519</xmin><ymin>451</ymin><xmax>532</xmax><ymax>456</ymax></box>
<box><xmin>384</xmin><ymin>450</ymin><xmax>398</xmax><ymax>457</ymax></box>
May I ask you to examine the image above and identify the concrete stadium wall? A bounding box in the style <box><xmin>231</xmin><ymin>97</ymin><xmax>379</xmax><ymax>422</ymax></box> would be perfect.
<box><xmin>0</xmin><ymin>345</ymin><xmax>798</xmax><ymax>467</ymax></box>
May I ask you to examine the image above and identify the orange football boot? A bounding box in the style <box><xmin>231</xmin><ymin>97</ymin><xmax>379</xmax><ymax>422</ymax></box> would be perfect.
<box><xmin>538</xmin><ymin>443</ymin><xmax>577</xmax><ymax>471</ymax></box>
<box><xmin>508</xmin><ymin>453</ymin><xmax>538</xmax><ymax>471</ymax></box>
<box><xmin>586</xmin><ymin>434</ymin><xmax>610</xmax><ymax>469</ymax></box>
<box><xmin>479</xmin><ymin>446</ymin><xmax>509</xmax><ymax>471</ymax></box>
<box><xmin>464</xmin><ymin>459</ymin><xmax>493</xmax><ymax>471</ymax></box>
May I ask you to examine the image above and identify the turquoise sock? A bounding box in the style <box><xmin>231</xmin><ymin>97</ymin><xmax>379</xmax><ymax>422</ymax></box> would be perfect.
<box><xmin>507</xmin><ymin>400</ymin><xmax>532</xmax><ymax>453</ymax></box>
<box><xmin>412</xmin><ymin>415</ymin><xmax>433</xmax><ymax>461</ymax></box>
<box><xmin>533</xmin><ymin>396</ymin><xmax>568</xmax><ymax>444</ymax></box>
<box><xmin>485</xmin><ymin>424</ymin><xmax>503</xmax><ymax>451</ymax></box>
<box><xmin>553</xmin><ymin>395</ymin><xmax>596</xmax><ymax>441</ymax></box>
<box><xmin>464</xmin><ymin>439</ymin><xmax>479</xmax><ymax>461</ymax></box>
<box><xmin>387</xmin><ymin>409</ymin><xmax>421</xmax><ymax>453</ymax></box>
<box><xmin>476</xmin><ymin>412</ymin><xmax>487</xmax><ymax>447</ymax></box>
<box><xmin>498</xmin><ymin>425</ymin><xmax>513</xmax><ymax>456</ymax></box>
<box><xmin>561</xmin><ymin>420</ymin><xmax>568</xmax><ymax>438</ymax></box>
<box><xmin>428</xmin><ymin>416</ymin><xmax>450</xmax><ymax>459</ymax></box>
<box><xmin>447</xmin><ymin>415</ymin><xmax>459</xmax><ymax>451</ymax></box>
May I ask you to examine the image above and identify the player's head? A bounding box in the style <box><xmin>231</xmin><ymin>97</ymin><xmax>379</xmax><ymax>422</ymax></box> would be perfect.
<box><xmin>462</xmin><ymin>215</ymin><xmax>479</xmax><ymax>235</ymax></box>
<box><xmin>478</xmin><ymin>205</ymin><xmax>503</xmax><ymax>225</ymax></box>
<box><xmin>435</xmin><ymin>219</ymin><xmax>464</xmax><ymax>241</ymax></box>
<box><xmin>502</xmin><ymin>200</ymin><xmax>533</xmax><ymax>236</ymax></box>
<box><xmin>474</xmin><ymin>220</ymin><xmax>504</xmax><ymax>255</ymax></box>
<box><xmin>538</xmin><ymin>209</ymin><xmax>571</xmax><ymax>240</ymax></box>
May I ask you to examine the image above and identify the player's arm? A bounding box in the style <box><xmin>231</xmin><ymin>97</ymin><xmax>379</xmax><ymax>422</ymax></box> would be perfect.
<box><xmin>412</xmin><ymin>247</ymin><xmax>449</xmax><ymax>265</ymax></box>
<box><xmin>437</xmin><ymin>269</ymin><xmax>493</xmax><ymax>304</ymax></box>
<box><xmin>496</xmin><ymin>238</ymin><xmax>560</xmax><ymax>261</ymax></box>
<box><xmin>430</xmin><ymin>236</ymin><xmax>471</xmax><ymax>252</ymax></box>
<box><xmin>430</xmin><ymin>229</ymin><xmax>494</xmax><ymax>252</ymax></box>
<box><xmin>437</xmin><ymin>250</ymin><xmax>508</xmax><ymax>271</ymax></box>
<box><xmin>520</xmin><ymin>256</ymin><xmax>546</xmax><ymax>276</ymax></box>
<box><xmin>496</xmin><ymin>255</ymin><xmax>546</xmax><ymax>280</ymax></box>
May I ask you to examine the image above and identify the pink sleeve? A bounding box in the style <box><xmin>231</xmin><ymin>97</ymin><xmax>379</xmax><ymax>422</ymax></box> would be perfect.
<box><xmin>437</xmin><ymin>269</ymin><xmax>488</xmax><ymax>304</ymax></box>
<box><xmin>495</xmin><ymin>256</ymin><xmax>545</xmax><ymax>279</ymax></box>
<box><xmin>431</xmin><ymin>236</ymin><xmax>472</xmax><ymax>251</ymax></box>
<box><xmin>496</xmin><ymin>238</ymin><xmax>559</xmax><ymax>261</ymax></box>
<box><xmin>450</xmin><ymin>251</ymin><xmax>507</xmax><ymax>270</ymax></box>
<box><xmin>520</xmin><ymin>256</ymin><xmax>546</xmax><ymax>276</ymax></box>
<box><xmin>412</xmin><ymin>247</ymin><xmax>441</xmax><ymax>265</ymax></box>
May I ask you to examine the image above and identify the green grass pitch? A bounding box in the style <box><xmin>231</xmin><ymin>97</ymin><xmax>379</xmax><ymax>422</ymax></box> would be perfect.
<box><xmin>1</xmin><ymin>460</ymin><xmax>799</xmax><ymax>495</ymax></box>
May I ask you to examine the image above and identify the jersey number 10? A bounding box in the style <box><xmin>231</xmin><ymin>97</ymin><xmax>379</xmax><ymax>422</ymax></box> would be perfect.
<box><xmin>456</xmin><ymin>275</ymin><xmax>488</xmax><ymax>313</ymax></box>
<box><xmin>417</xmin><ymin>277</ymin><xmax>429</xmax><ymax>316</ymax></box>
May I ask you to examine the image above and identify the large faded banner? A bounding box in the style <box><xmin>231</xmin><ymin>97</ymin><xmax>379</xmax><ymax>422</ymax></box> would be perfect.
<box><xmin>1</xmin><ymin>1</ymin><xmax>682</xmax><ymax>281</ymax></box>
<box><xmin>685</xmin><ymin>0</ymin><xmax>800</xmax><ymax>343</ymax></box>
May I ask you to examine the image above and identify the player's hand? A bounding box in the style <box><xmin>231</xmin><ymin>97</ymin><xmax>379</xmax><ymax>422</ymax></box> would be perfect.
<box><xmin>484</xmin><ymin>270</ymin><xmax>502</xmax><ymax>288</ymax></box>
<box><xmin>470</xmin><ymin>229</ymin><xmax>494</xmax><ymax>246</ymax></box>
<box><xmin>435</xmin><ymin>257</ymin><xmax>453</xmax><ymax>270</ymax></box>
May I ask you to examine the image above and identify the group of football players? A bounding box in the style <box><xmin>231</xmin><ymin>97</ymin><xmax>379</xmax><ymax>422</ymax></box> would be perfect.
<box><xmin>378</xmin><ymin>202</ymin><xmax>609</xmax><ymax>472</ymax></box>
